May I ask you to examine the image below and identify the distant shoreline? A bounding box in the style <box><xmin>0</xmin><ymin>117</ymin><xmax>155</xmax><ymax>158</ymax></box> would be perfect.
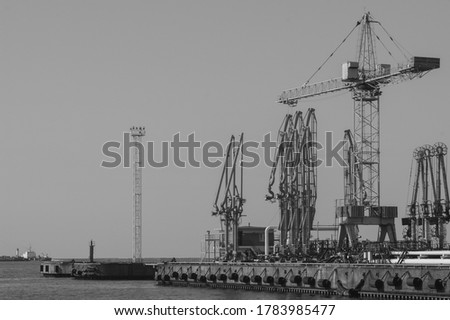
<box><xmin>0</xmin><ymin>256</ymin><xmax>51</xmax><ymax>262</ymax></box>
<box><xmin>0</xmin><ymin>256</ymin><xmax>28</xmax><ymax>262</ymax></box>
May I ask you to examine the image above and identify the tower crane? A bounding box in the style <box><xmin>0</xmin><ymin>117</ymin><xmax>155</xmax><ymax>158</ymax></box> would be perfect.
<box><xmin>278</xmin><ymin>12</ymin><xmax>439</xmax><ymax>248</ymax></box>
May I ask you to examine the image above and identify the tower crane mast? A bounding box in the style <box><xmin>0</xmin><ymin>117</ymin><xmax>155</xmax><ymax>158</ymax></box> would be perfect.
<box><xmin>278</xmin><ymin>12</ymin><xmax>440</xmax><ymax>248</ymax></box>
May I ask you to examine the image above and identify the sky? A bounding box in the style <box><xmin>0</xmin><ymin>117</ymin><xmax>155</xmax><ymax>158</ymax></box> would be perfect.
<box><xmin>0</xmin><ymin>0</ymin><xmax>449</xmax><ymax>259</ymax></box>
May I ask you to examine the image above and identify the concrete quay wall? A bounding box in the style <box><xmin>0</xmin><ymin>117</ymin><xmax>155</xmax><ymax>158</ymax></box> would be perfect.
<box><xmin>157</xmin><ymin>262</ymin><xmax>450</xmax><ymax>299</ymax></box>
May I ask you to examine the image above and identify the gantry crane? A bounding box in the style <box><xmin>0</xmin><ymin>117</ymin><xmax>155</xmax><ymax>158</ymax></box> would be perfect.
<box><xmin>266</xmin><ymin>109</ymin><xmax>317</xmax><ymax>255</ymax></box>
<box><xmin>278</xmin><ymin>12</ymin><xmax>439</xmax><ymax>248</ymax></box>
<box><xmin>404</xmin><ymin>143</ymin><xmax>450</xmax><ymax>249</ymax></box>
<box><xmin>212</xmin><ymin>134</ymin><xmax>245</xmax><ymax>259</ymax></box>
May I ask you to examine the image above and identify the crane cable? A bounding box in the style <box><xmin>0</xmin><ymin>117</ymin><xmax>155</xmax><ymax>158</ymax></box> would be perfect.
<box><xmin>374</xmin><ymin>32</ymin><xmax>398</xmax><ymax>65</ymax></box>
<box><xmin>377</xmin><ymin>22</ymin><xmax>412</xmax><ymax>62</ymax></box>
<box><xmin>303</xmin><ymin>20</ymin><xmax>361</xmax><ymax>87</ymax></box>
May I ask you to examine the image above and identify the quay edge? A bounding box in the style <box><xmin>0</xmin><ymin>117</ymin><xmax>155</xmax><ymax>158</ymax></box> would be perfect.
<box><xmin>157</xmin><ymin>261</ymin><xmax>450</xmax><ymax>299</ymax></box>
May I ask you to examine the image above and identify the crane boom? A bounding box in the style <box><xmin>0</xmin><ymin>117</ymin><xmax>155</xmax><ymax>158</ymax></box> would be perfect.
<box><xmin>279</xmin><ymin>60</ymin><xmax>439</xmax><ymax>105</ymax></box>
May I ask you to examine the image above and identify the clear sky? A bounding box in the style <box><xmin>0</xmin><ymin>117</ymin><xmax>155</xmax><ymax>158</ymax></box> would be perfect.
<box><xmin>0</xmin><ymin>0</ymin><xmax>448</xmax><ymax>258</ymax></box>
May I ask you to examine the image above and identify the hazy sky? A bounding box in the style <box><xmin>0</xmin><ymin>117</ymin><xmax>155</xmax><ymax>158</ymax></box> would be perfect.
<box><xmin>1</xmin><ymin>0</ymin><xmax>448</xmax><ymax>258</ymax></box>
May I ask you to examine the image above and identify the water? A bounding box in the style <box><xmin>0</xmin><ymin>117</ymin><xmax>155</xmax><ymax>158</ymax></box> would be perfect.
<box><xmin>0</xmin><ymin>261</ymin><xmax>344</xmax><ymax>300</ymax></box>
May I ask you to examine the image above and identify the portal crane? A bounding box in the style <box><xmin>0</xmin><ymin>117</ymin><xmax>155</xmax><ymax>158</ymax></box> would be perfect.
<box><xmin>404</xmin><ymin>143</ymin><xmax>450</xmax><ymax>249</ymax></box>
<box><xmin>266</xmin><ymin>109</ymin><xmax>317</xmax><ymax>255</ymax></box>
<box><xmin>278</xmin><ymin>12</ymin><xmax>439</xmax><ymax>248</ymax></box>
<box><xmin>212</xmin><ymin>134</ymin><xmax>245</xmax><ymax>259</ymax></box>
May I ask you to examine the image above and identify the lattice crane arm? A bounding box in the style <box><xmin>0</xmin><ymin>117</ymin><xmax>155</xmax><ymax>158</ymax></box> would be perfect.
<box><xmin>278</xmin><ymin>61</ymin><xmax>439</xmax><ymax>106</ymax></box>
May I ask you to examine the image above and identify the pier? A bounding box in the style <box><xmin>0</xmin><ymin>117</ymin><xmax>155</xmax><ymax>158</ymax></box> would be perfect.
<box><xmin>40</xmin><ymin>260</ymin><xmax>156</xmax><ymax>280</ymax></box>
<box><xmin>157</xmin><ymin>261</ymin><xmax>450</xmax><ymax>299</ymax></box>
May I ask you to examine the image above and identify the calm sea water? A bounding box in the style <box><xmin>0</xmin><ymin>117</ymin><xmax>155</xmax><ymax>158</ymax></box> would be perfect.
<box><xmin>0</xmin><ymin>261</ymin><xmax>347</xmax><ymax>300</ymax></box>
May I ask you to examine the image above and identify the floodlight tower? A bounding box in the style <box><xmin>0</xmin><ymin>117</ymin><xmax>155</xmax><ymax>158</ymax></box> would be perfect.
<box><xmin>131</xmin><ymin>126</ymin><xmax>145</xmax><ymax>263</ymax></box>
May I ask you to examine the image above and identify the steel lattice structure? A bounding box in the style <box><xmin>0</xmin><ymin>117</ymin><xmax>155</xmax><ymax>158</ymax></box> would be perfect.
<box><xmin>131</xmin><ymin>126</ymin><xmax>145</xmax><ymax>263</ymax></box>
<box><xmin>277</xmin><ymin>12</ymin><xmax>439</xmax><ymax>248</ymax></box>
<box><xmin>404</xmin><ymin>143</ymin><xmax>450</xmax><ymax>249</ymax></box>
<box><xmin>352</xmin><ymin>90</ymin><xmax>380</xmax><ymax>207</ymax></box>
